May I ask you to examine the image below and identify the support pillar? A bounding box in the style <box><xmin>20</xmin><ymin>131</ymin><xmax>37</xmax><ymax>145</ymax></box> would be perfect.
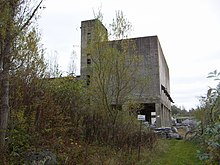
<box><xmin>155</xmin><ymin>103</ymin><xmax>161</xmax><ymax>127</ymax></box>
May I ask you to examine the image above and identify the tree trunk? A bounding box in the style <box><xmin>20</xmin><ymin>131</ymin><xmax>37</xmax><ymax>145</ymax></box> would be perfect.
<box><xmin>0</xmin><ymin>1</ymin><xmax>43</xmax><ymax>163</ymax></box>
<box><xmin>0</xmin><ymin>48</ymin><xmax>11</xmax><ymax>165</ymax></box>
<box><xmin>0</xmin><ymin>69</ymin><xmax>9</xmax><ymax>163</ymax></box>
<box><xmin>0</xmin><ymin>13</ymin><xmax>13</xmax><ymax>161</ymax></box>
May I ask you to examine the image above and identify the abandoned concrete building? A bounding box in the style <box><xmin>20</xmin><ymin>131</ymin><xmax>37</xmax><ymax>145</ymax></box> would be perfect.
<box><xmin>80</xmin><ymin>19</ymin><xmax>174</xmax><ymax>127</ymax></box>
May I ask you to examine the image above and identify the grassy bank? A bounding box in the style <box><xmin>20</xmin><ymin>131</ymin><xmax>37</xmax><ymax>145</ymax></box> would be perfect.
<box><xmin>145</xmin><ymin>139</ymin><xmax>204</xmax><ymax>165</ymax></box>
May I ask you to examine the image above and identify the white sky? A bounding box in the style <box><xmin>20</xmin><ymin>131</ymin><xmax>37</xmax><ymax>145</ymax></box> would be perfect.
<box><xmin>39</xmin><ymin>0</ymin><xmax>220</xmax><ymax>110</ymax></box>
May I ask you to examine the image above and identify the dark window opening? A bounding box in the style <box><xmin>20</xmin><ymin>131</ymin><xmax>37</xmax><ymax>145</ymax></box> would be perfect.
<box><xmin>87</xmin><ymin>54</ymin><xmax>91</xmax><ymax>64</ymax></box>
<box><xmin>87</xmin><ymin>59</ymin><xmax>91</xmax><ymax>64</ymax></box>
<box><xmin>87</xmin><ymin>75</ymin><xmax>90</xmax><ymax>85</ymax></box>
<box><xmin>87</xmin><ymin>33</ymin><xmax>91</xmax><ymax>44</ymax></box>
<box><xmin>111</xmin><ymin>104</ymin><xmax>122</xmax><ymax>111</ymax></box>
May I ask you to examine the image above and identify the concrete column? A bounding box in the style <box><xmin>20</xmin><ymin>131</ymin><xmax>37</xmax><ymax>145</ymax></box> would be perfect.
<box><xmin>165</xmin><ymin>107</ymin><xmax>168</xmax><ymax>126</ymax></box>
<box><xmin>155</xmin><ymin>103</ymin><xmax>161</xmax><ymax>127</ymax></box>
<box><xmin>164</xmin><ymin>106</ymin><xmax>167</xmax><ymax>126</ymax></box>
<box><xmin>164</xmin><ymin>106</ymin><xmax>168</xmax><ymax>127</ymax></box>
<box><xmin>166</xmin><ymin>107</ymin><xmax>169</xmax><ymax>126</ymax></box>
<box><xmin>161</xmin><ymin>104</ymin><xmax>165</xmax><ymax>127</ymax></box>
<box><xmin>168</xmin><ymin>109</ymin><xmax>171</xmax><ymax>126</ymax></box>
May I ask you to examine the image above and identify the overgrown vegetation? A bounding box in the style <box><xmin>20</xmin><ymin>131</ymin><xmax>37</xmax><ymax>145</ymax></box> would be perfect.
<box><xmin>7</xmin><ymin>73</ymin><xmax>149</xmax><ymax>163</ymax></box>
<box><xmin>0</xmin><ymin>0</ymin><xmax>44</xmax><ymax>163</ymax></box>
<box><xmin>1</xmin><ymin>0</ymin><xmax>219</xmax><ymax>164</ymax></box>
<box><xmin>0</xmin><ymin>4</ymin><xmax>159</xmax><ymax>164</ymax></box>
<box><xmin>149</xmin><ymin>140</ymin><xmax>203</xmax><ymax>165</ymax></box>
<box><xmin>188</xmin><ymin>70</ymin><xmax>220</xmax><ymax>164</ymax></box>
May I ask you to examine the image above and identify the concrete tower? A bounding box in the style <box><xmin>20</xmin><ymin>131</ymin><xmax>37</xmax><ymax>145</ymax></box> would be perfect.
<box><xmin>80</xmin><ymin>19</ymin><xmax>107</xmax><ymax>84</ymax></box>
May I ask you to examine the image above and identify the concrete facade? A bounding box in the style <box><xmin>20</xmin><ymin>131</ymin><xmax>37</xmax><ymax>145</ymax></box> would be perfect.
<box><xmin>81</xmin><ymin>19</ymin><xmax>108</xmax><ymax>82</ymax></box>
<box><xmin>80</xmin><ymin>19</ymin><xmax>173</xmax><ymax>127</ymax></box>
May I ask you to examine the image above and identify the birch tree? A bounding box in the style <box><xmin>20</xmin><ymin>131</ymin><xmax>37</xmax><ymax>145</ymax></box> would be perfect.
<box><xmin>68</xmin><ymin>50</ymin><xmax>77</xmax><ymax>76</ymax></box>
<box><xmin>0</xmin><ymin>0</ymin><xmax>44</xmax><ymax>160</ymax></box>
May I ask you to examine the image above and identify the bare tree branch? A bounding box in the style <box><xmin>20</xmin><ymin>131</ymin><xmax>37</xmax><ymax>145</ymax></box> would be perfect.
<box><xmin>20</xmin><ymin>0</ymin><xmax>43</xmax><ymax>31</ymax></box>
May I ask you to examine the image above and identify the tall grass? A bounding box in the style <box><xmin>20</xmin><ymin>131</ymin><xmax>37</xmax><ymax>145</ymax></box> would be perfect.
<box><xmin>148</xmin><ymin>140</ymin><xmax>203</xmax><ymax>165</ymax></box>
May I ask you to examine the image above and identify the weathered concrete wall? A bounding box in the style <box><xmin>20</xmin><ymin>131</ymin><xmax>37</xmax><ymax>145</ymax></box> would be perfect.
<box><xmin>158</xmin><ymin>40</ymin><xmax>171</xmax><ymax>109</ymax></box>
<box><xmin>80</xmin><ymin>19</ymin><xmax>107</xmax><ymax>81</ymax></box>
<box><xmin>81</xmin><ymin>20</ymin><xmax>94</xmax><ymax>79</ymax></box>
<box><xmin>130</xmin><ymin>36</ymin><xmax>171</xmax><ymax>127</ymax></box>
<box><xmin>108</xmin><ymin>36</ymin><xmax>161</xmax><ymax>103</ymax></box>
<box><xmin>133</xmin><ymin>36</ymin><xmax>160</xmax><ymax>102</ymax></box>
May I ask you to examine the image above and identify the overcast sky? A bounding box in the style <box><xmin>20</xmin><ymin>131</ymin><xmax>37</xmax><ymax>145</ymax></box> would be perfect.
<box><xmin>39</xmin><ymin>0</ymin><xmax>220</xmax><ymax>110</ymax></box>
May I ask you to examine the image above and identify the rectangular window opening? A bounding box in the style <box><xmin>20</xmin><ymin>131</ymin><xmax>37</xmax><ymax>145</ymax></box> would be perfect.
<box><xmin>87</xmin><ymin>75</ymin><xmax>90</xmax><ymax>85</ymax></box>
<box><xmin>87</xmin><ymin>33</ymin><xmax>91</xmax><ymax>44</ymax></box>
<box><xmin>87</xmin><ymin>54</ymin><xmax>91</xmax><ymax>64</ymax></box>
